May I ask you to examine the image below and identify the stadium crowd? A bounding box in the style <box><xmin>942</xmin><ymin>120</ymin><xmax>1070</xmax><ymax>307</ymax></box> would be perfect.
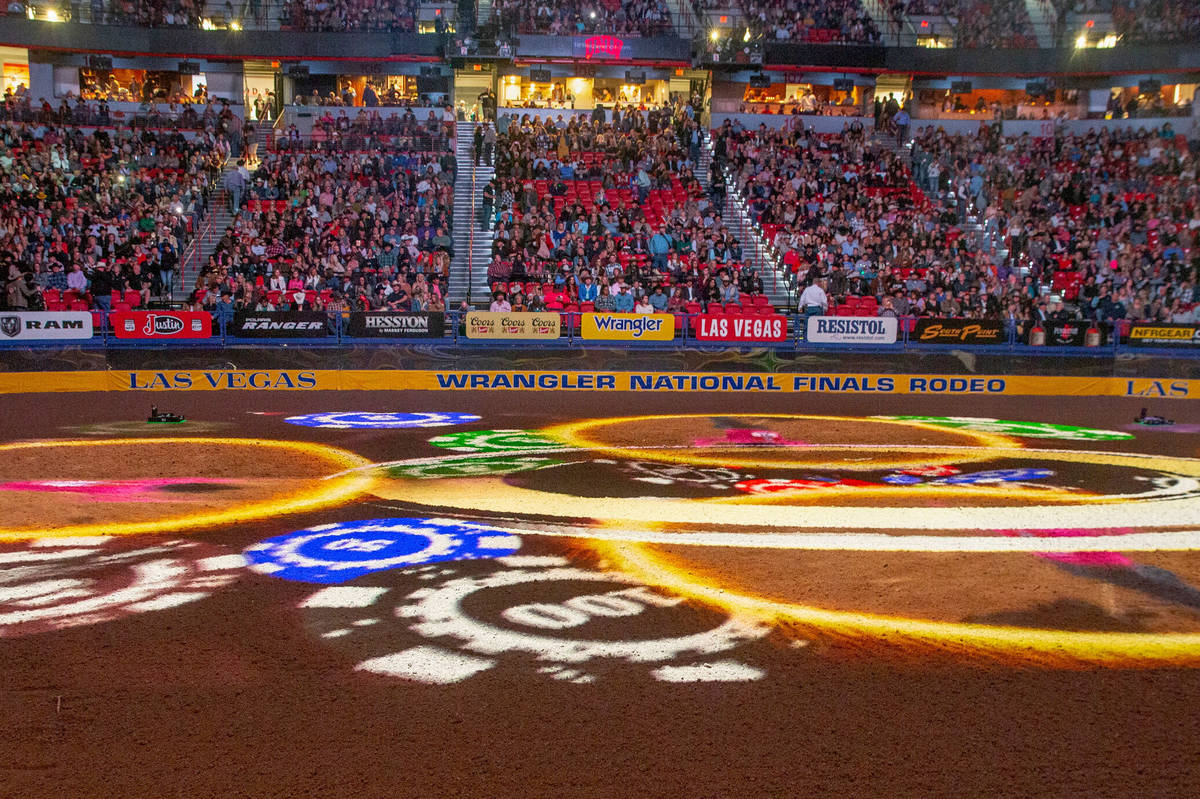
<box><xmin>186</xmin><ymin>114</ymin><xmax>456</xmax><ymax>315</ymax></box>
<box><xmin>482</xmin><ymin>104</ymin><xmax>773</xmax><ymax>314</ymax></box>
<box><xmin>717</xmin><ymin>118</ymin><xmax>1200</xmax><ymax>327</ymax></box>
<box><xmin>281</xmin><ymin>0</ymin><xmax>421</xmax><ymax>32</ymax></box>
<box><xmin>697</xmin><ymin>0</ymin><xmax>882</xmax><ymax>44</ymax></box>
<box><xmin>0</xmin><ymin>121</ymin><xmax>224</xmax><ymax>313</ymax></box>
<box><xmin>493</xmin><ymin>0</ymin><xmax>673</xmax><ymax>36</ymax></box>
<box><xmin>1112</xmin><ymin>0</ymin><xmax>1200</xmax><ymax>46</ymax></box>
<box><xmin>0</xmin><ymin>93</ymin><xmax>243</xmax><ymax>135</ymax></box>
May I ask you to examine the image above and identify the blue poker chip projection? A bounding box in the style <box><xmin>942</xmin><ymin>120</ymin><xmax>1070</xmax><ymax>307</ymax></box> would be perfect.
<box><xmin>244</xmin><ymin>518</ymin><xmax>521</xmax><ymax>583</ymax></box>
<box><xmin>284</xmin><ymin>412</ymin><xmax>482</xmax><ymax>430</ymax></box>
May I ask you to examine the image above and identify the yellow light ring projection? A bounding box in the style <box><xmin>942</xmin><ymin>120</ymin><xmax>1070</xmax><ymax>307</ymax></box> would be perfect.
<box><xmin>591</xmin><ymin>539</ymin><xmax>1200</xmax><ymax>667</ymax></box>
<box><xmin>540</xmin><ymin>413</ymin><xmax>1021</xmax><ymax>471</ymax></box>
<box><xmin>0</xmin><ymin>437</ymin><xmax>376</xmax><ymax>541</ymax></box>
<box><xmin>384</xmin><ymin>445</ymin><xmax>1200</xmax><ymax>531</ymax></box>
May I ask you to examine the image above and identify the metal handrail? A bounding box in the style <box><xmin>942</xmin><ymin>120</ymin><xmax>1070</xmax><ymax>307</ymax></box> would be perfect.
<box><xmin>467</xmin><ymin>148</ymin><xmax>476</xmax><ymax>306</ymax></box>
<box><xmin>9</xmin><ymin>312</ymin><xmax>1175</xmax><ymax>357</ymax></box>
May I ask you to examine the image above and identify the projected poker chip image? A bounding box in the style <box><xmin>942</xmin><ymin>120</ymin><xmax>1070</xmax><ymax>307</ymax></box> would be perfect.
<box><xmin>0</xmin><ymin>438</ymin><xmax>374</xmax><ymax>540</ymax></box>
<box><xmin>0</xmin><ymin>536</ymin><xmax>243</xmax><ymax>637</ymax></box>
<box><xmin>284</xmin><ymin>412</ymin><xmax>482</xmax><ymax>429</ymax></box>
<box><xmin>298</xmin><ymin>555</ymin><xmax>777</xmax><ymax>684</ymax></box>
<box><xmin>365</xmin><ymin>412</ymin><xmax>1200</xmax><ymax>665</ymax></box>
<box><xmin>243</xmin><ymin>518</ymin><xmax>522</xmax><ymax>583</ymax></box>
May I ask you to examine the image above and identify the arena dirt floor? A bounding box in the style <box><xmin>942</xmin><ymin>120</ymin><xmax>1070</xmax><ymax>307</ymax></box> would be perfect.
<box><xmin>3</xmin><ymin>387</ymin><xmax>1200</xmax><ymax>798</ymax></box>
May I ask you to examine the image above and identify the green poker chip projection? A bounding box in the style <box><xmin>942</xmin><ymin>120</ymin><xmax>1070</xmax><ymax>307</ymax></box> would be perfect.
<box><xmin>389</xmin><ymin>455</ymin><xmax>565</xmax><ymax>479</ymax></box>
<box><xmin>872</xmin><ymin>416</ymin><xmax>1133</xmax><ymax>441</ymax></box>
<box><xmin>427</xmin><ymin>429</ymin><xmax>574</xmax><ymax>453</ymax></box>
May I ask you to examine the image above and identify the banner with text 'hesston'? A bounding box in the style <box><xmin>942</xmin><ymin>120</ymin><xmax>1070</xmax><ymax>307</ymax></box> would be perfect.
<box><xmin>346</xmin><ymin>312</ymin><xmax>445</xmax><ymax>338</ymax></box>
<box><xmin>693</xmin><ymin>314</ymin><xmax>789</xmax><ymax>342</ymax></box>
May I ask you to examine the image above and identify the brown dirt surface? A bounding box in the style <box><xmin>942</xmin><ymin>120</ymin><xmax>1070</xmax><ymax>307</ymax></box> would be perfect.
<box><xmin>0</xmin><ymin>440</ymin><xmax>343</xmax><ymax>529</ymax></box>
<box><xmin>1</xmin><ymin>389</ymin><xmax>1200</xmax><ymax>798</ymax></box>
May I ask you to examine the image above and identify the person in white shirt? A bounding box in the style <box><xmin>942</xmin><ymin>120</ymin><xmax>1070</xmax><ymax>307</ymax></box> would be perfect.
<box><xmin>798</xmin><ymin>279</ymin><xmax>829</xmax><ymax>314</ymax></box>
<box><xmin>64</xmin><ymin>264</ymin><xmax>88</xmax><ymax>293</ymax></box>
<box><xmin>489</xmin><ymin>292</ymin><xmax>511</xmax><ymax>312</ymax></box>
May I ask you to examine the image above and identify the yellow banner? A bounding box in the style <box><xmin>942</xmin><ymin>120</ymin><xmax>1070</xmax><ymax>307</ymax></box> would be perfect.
<box><xmin>0</xmin><ymin>370</ymin><xmax>1196</xmax><ymax>398</ymax></box>
<box><xmin>464</xmin><ymin>312</ymin><xmax>560</xmax><ymax>340</ymax></box>
<box><xmin>581</xmin><ymin>313</ymin><xmax>676</xmax><ymax>341</ymax></box>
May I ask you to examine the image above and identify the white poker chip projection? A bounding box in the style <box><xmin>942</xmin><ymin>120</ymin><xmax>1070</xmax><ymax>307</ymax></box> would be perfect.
<box><xmin>299</xmin><ymin>556</ymin><xmax>776</xmax><ymax>684</ymax></box>
<box><xmin>0</xmin><ymin>537</ymin><xmax>243</xmax><ymax>637</ymax></box>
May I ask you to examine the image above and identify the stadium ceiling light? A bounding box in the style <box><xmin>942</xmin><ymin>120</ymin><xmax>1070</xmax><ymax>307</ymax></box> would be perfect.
<box><xmin>710</xmin><ymin>29</ymin><xmax>720</xmax><ymax>41</ymax></box>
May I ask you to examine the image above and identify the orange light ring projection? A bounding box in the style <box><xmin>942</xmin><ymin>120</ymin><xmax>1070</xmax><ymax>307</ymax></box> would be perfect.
<box><xmin>540</xmin><ymin>413</ymin><xmax>1022</xmax><ymax>471</ymax></box>
<box><xmin>593</xmin><ymin>539</ymin><xmax>1200</xmax><ymax>667</ymax></box>
<box><xmin>0</xmin><ymin>437</ymin><xmax>377</xmax><ymax>540</ymax></box>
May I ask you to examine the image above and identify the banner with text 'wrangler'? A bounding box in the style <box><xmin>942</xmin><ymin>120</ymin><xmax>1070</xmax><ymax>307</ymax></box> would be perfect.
<box><xmin>0</xmin><ymin>370</ymin><xmax>1196</xmax><ymax>399</ymax></box>
<box><xmin>582</xmin><ymin>313</ymin><xmax>675</xmax><ymax>341</ymax></box>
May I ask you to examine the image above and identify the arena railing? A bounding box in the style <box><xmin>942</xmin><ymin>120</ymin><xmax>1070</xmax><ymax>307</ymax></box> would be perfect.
<box><xmin>3</xmin><ymin>311</ymin><xmax>1196</xmax><ymax>357</ymax></box>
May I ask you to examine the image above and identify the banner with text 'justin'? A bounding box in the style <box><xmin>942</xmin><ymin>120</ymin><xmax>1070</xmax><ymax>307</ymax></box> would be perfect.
<box><xmin>110</xmin><ymin>311</ymin><xmax>212</xmax><ymax>339</ymax></box>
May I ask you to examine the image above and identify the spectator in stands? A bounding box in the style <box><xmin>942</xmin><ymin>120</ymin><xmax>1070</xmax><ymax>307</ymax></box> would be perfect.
<box><xmin>798</xmin><ymin>278</ymin><xmax>829</xmax><ymax>313</ymax></box>
<box><xmin>494</xmin><ymin>0</ymin><xmax>673</xmax><ymax>37</ymax></box>
<box><xmin>720</xmin><ymin>116</ymin><xmax>1200</xmax><ymax>328</ymax></box>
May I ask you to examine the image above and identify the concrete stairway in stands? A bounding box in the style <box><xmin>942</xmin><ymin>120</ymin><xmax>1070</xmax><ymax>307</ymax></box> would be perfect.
<box><xmin>475</xmin><ymin>0</ymin><xmax>493</xmax><ymax>28</ymax></box>
<box><xmin>449</xmin><ymin>121</ymin><xmax>495</xmax><ymax>307</ymax></box>
<box><xmin>173</xmin><ymin>159</ymin><xmax>239</xmax><ymax>301</ymax></box>
<box><xmin>1023</xmin><ymin>0</ymin><xmax>1058</xmax><ymax>48</ymax></box>
<box><xmin>701</xmin><ymin>131</ymin><xmax>794</xmax><ymax>311</ymax></box>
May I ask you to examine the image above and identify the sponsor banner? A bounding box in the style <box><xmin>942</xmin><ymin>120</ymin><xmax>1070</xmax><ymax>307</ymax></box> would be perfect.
<box><xmin>0</xmin><ymin>311</ymin><xmax>93</xmax><ymax>340</ymax></box>
<box><xmin>1125</xmin><ymin>324</ymin><xmax>1200</xmax><ymax>347</ymax></box>
<box><xmin>110</xmin><ymin>311</ymin><xmax>211</xmax><ymax>340</ymax></box>
<box><xmin>346</xmin><ymin>312</ymin><xmax>445</xmax><ymax>338</ymax></box>
<box><xmin>806</xmin><ymin>316</ymin><xmax>897</xmax><ymax>344</ymax></box>
<box><xmin>0</xmin><ymin>370</ymin><xmax>1199</xmax><ymax>398</ymax></box>
<box><xmin>694</xmin><ymin>314</ymin><xmax>789</xmax><ymax>342</ymax></box>
<box><xmin>1028</xmin><ymin>323</ymin><xmax>1105</xmax><ymax>347</ymax></box>
<box><xmin>573</xmin><ymin>35</ymin><xmax>625</xmax><ymax>59</ymax></box>
<box><xmin>582</xmin><ymin>313</ymin><xmax>675</xmax><ymax>341</ymax></box>
<box><xmin>913</xmin><ymin>318</ymin><xmax>1005</xmax><ymax>345</ymax></box>
<box><xmin>231</xmin><ymin>311</ymin><xmax>329</xmax><ymax>338</ymax></box>
<box><xmin>465</xmin><ymin>311</ymin><xmax>560</xmax><ymax>340</ymax></box>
